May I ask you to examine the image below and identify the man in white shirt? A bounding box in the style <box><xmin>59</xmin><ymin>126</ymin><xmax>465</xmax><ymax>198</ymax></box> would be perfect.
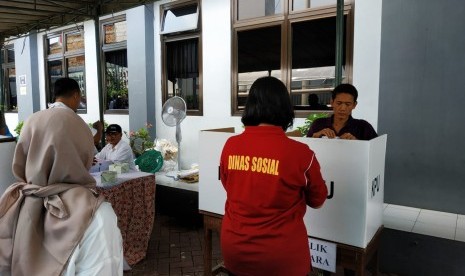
<box><xmin>95</xmin><ymin>124</ymin><xmax>136</xmax><ymax>171</ymax></box>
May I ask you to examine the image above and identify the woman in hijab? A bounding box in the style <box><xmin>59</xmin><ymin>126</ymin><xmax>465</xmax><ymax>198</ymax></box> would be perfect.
<box><xmin>0</xmin><ymin>78</ymin><xmax>123</xmax><ymax>276</ymax></box>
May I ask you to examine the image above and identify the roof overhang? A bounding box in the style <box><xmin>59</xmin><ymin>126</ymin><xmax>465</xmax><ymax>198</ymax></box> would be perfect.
<box><xmin>0</xmin><ymin>0</ymin><xmax>157</xmax><ymax>42</ymax></box>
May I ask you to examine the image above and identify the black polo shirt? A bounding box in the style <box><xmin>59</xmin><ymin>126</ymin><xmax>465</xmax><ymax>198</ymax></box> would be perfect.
<box><xmin>306</xmin><ymin>115</ymin><xmax>378</xmax><ymax>140</ymax></box>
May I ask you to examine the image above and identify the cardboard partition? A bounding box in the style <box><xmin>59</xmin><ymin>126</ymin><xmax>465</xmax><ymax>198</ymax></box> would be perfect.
<box><xmin>0</xmin><ymin>138</ymin><xmax>17</xmax><ymax>195</ymax></box>
<box><xmin>199</xmin><ymin>128</ymin><xmax>387</xmax><ymax>248</ymax></box>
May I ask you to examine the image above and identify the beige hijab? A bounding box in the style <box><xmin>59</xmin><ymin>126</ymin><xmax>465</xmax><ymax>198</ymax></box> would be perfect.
<box><xmin>0</xmin><ymin>107</ymin><xmax>103</xmax><ymax>276</ymax></box>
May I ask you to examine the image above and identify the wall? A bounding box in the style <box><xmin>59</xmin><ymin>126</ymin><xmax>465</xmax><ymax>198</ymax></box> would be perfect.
<box><xmin>352</xmin><ymin>0</ymin><xmax>382</xmax><ymax>129</ymax></box>
<box><xmin>378</xmin><ymin>0</ymin><xmax>465</xmax><ymax>214</ymax></box>
<box><xmin>152</xmin><ymin>0</ymin><xmax>382</xmax><ymax>170</ymax></box>
<box><xmin>154</xmin><ymin>0</ymin><xmax>243</xmax><ymax>170</ymax></box>
<box><xmin>4</xmin><ymin>0</ymin><xmax>382</xmax><ymax>170</ymax></box>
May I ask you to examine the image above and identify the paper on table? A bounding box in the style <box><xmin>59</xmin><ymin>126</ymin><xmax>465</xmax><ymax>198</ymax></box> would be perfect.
<box><xmin>177</xmin><ymin>168</ymin><xmax>199</xmax><ymax>178</ymax></box>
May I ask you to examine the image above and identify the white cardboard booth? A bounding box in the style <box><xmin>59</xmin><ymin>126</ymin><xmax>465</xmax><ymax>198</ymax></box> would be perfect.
<box><xmin>0</xmin><ymin>137</ymin><xmax>17</xmax><ymax>196</ymax></box>
<box><xmin>199</xmin><ymin>129</ymin><xmax>387</xmax><ymax>248</ymax></box>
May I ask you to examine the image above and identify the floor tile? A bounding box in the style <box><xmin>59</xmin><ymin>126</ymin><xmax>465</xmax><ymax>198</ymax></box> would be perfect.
<box><xmin>384</xmin><ymin>205</ymin><xmax>420</xmax><ymax>221</ymax></box>
<box><xmin>417</xmin><ymin>209</ymin><xmax>457</xmax><ymax>227</ymax></box>
<box><xmin>457</xmin><ymin>215</ymin><xmax>465</xmax><ymax>229</ymax></box>
<box><xmin>412</xmin><ymin>221</ymin><xmax>456</xmax><ymax>240</ymax></box>
<box><xmin>387</xmin><ymin>204</ymin><xmax>421</xmax><ymax>212</ymax></box>
<box><xmin>455</xmin><ymin>228</ymin><xmax>465</xmax><ymax>242</ymax></box>
<box><xmin>383</xmin><ymin>215</ymin><xmax>415</xmax><ymax>232</ymax></box>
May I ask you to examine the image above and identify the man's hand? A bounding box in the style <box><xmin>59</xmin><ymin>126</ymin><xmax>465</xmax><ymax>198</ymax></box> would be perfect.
<box><xmin>339</xmin><ymin>132</ymin><xmax>357</xmax><ymax>140</ymax></box>
<box><xmin>92</xmin><ymin>121</ymin><xmax>103</xmax><ymax>132</ymax></box>
<box><xmin>313</xmin><ymin>128</ymin><xmax>336</xmax><ymax>138</ymax></box>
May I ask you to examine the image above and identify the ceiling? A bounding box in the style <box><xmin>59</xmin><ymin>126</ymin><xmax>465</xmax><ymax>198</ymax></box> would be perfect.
<box><xmin>0</xmin><ymin>0</ymin><xmax>156</xmax><ymax>41</ymax></box>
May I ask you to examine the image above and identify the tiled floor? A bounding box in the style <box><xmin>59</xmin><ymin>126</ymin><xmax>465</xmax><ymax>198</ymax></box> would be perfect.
<box><xmin>123</xmin><ymin>203</ymin><xmax>463</xmax><ymax>276</ymax></box>
<box><xmin>383</xmin><ymin>203</ymin><xmax>465</xmax><ymax>242</ymax></box>
<box><xmin>123</xmin><ymin>211</ymin><xmax>223</xmax><ymax>276</ymax></box>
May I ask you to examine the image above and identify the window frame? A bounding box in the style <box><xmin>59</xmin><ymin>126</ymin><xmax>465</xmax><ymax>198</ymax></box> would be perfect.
<box><xmin>100</xmin><ymin>14</ymin><xmax>129</xmax><ymax>115</ymax></box>
<box><xmin>44</xmin><ymin>27</ymin><xmax>87</xmax><ymax>113</ymax></box>
<box><xmin>1</xmin><ymin>45</ymin><xmax>17</xmax><ymax>113</ymax></box>
<box><xmin>231</xmin><ymin>0</ymin><xmax>354</xmax><ymax>117</ymax></box>
<box><xmin>160</xmin><ymin>0</ymin><xmax>203</xmax><ymax>116</ymax></box>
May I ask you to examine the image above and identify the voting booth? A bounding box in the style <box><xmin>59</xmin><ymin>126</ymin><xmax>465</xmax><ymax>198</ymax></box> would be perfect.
<box><xmin>0</xmin><ymin>136</ymin><xmax>17</xmax><ymax>196</ymax></box>
<box><xmin>199</xmin><ymin>129</ymin><xmax>387</xmax><ymax>275</ymax></box>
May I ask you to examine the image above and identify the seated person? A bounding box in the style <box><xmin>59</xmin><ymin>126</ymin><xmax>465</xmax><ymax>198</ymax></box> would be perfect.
<box><xmin>95</xmin><ymin>124</ymin><xmax>136</xmax><ymax>171</ymax></box>
<box><xmin>308</xmin><ymin>93</ymin><xmax>330</xmax><ymax>110</ymax></box>
<box><xmin>306</xmin><ymin>83</ymin><xmax>378</xmax><ymax>140</ymax></box>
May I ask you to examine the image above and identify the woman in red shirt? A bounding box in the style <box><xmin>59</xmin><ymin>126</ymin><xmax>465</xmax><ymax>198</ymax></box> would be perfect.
<box><xmin>220</xmin><ymin>76</ymin><xmax>328</xmax><ymax>276</ymax></box>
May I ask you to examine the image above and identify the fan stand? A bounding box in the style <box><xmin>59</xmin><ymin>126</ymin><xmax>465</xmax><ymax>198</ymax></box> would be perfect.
<box><xmin>175</xmin><ymin>122</ymin><xmax>182</xmax><ymax>171</ymax></box>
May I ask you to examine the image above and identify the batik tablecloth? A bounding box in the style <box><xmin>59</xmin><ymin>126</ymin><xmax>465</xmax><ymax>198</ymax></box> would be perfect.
<box><xmin>96</xmin><ymin>173</ymin><xmax>155</xmax><ymax>265</ymax></box>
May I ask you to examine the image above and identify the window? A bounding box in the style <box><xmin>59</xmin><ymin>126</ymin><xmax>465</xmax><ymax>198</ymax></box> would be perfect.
<box><xmin>1</xmin><ymin>45</ymin><xmax>17</xmax><ymax>112</ymax></box>
<box><xmin>236</xmin><ymin>0</ymin><xmax>284</xmax><ymax>20</ymax></box>
<box><xmin>232</xmin><ymin>0</ymin><xmax>352</xmax><ymax>116</ymax></box>
<box><xmin>101</xmin><ymin>16</ymin><xmax>128</xmax><ymax>113</ymax></box>
<box><xmin>45</xmin><ymin>28</ymin><xmax>86</xmax><ymax>112</ymax></box>
<box><xmin>161</xmin><ymin>0</ymin><xmax>202</xmax><ymax>116</ymax></box>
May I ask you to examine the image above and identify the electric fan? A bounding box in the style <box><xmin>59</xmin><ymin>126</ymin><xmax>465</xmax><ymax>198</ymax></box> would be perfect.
<box><xmin>161</xmin><ymin>96</ymin><xmax>187</xmax><ymax>171</ymax></box>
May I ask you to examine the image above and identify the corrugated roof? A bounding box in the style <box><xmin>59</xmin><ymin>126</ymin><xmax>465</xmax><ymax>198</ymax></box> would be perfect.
<box><xmin>0</xmin><ymin>0</ymin><xmax>155</xmax><ymax>41</ymax></box>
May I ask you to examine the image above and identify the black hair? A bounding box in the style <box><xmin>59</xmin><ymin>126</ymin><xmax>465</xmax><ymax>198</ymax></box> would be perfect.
<box><xmin>53</xmin><ymin>78</ymin><xmax>80</xmax><ymax>101</ymax></box>
<box><xmin>308</xmin><ymin>94</ymin><xmax>319</xmax><ymax>105</ymax></box>
<box><xmin>241</xmin><ymin>76</ymin><xmax>294</xmax><ymax>131</ymax></box>
<box><xmin>332</xmin><ymin>83</ymin><xmax>358</xmax><ymax>102</ymax></box>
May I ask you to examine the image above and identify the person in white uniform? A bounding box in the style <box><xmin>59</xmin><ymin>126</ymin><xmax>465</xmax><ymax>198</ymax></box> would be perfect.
<box><xmin>95</xmin><ymin>124</ymin><xmax>136</xmax><ymax>171</ymax></box>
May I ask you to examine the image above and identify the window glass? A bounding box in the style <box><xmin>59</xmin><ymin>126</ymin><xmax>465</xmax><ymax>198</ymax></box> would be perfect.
<box><xmin>47</xmin><ymin>35</ymin><xmax>63</xmax><ymax>55</ymax></box>
<box><xmin>45</xmin><ymin>29</ymin><xmax>86</xmax><ymax>111</ymax></box>
<box><xmin>7</xmin><ymin>68</ymin><xmax>17</xmax><ymax>111</ymax></box>
<box><xmin>67</xmin><ymin>56</ymin><xmax>86</xmax><ymax>109</ymax></box>
<box><xmin>292</xmin><ymin>0</ymin><xmax>347</xmax><ymax>11</ymax></box>
<box><xmin>47</xmin><ymin>60</ymin><xmax>63</xmax><ymax>102</ymax></box>
<box><xmin>1</xmin><ymin>47</ymin><xmax>17</xmax><ymax>112</ymax></box>
<box><xmin>237</xmin><ymin>0</ymin><xmax>283</xmax><ymax>20</ymax></box>
<box><xmin>232</xmin><ymin>0</ymin><xmax>350</xmax><ymax>116</ymax></box>
<box><xmin>161</xmin><ymin>4</ymin><xmax>199</xmax><ymax>34</ymax></box>
<box><xmin>104</xmin><ymin>21</ymin><xmax>127</xmax><ymax>44</ymax></box>
<box><xmin>7</xmin><ymin>48</ymin><xmax>14</xmax><ymax>63</ymax></box>
<box><xmin>161</xmin><ymin>1</ymin><xmax>202</xmax><ymax>116</ymax></box>
<box><xmin>105</xmin><ymin>49</ymin><xmax>128</xmax><ymax>110</ymax></box>
<box><xmin>66</xmin><ymin>32</ymin><xmax>84</xmax><ymax>52</ymax></box>
<box><xmin>166</xmin><ymin>38</ymin><xmax>199</xmax><ymax>110</ymax></box>
<box><xmin>290</xmin><ymin>17</ymin><xmax>346</xmax><ymax>110</ymax></box>
<box><xmin>237</xmin><ymin>25</ymin><xmax>281</xmax><ymax>109</ymax></box>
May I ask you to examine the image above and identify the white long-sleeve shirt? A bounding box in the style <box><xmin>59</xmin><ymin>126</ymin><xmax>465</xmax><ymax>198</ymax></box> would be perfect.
<box><xmin>95</xmin><ymin>139</ymin><xmax>136</xmax><ymax>170</ymax></box>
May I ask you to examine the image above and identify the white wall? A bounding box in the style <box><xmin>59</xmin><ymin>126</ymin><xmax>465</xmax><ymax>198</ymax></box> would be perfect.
<box><xmin>154</xmin><ymin>0</ymin><xmax>244</xmax><ymax>170</ymax></box>
<box><xmin>152</xmin><ymin>0</ymin><xmax>381</xmax><ymax>169</ymax></box>
<box><xmin>4</xmin><ymin>0</ymin><xmax>381</xmax><ymax>166</ymax></box>
<box><xmin>352</xmin><ymin>0</ymin><xmax>382</xmax><ymax>130</ymax></box>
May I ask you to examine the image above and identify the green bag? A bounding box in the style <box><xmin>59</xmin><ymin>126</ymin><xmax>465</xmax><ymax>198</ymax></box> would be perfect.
<box><xmin>135</xmin><ymin>149</ymin><xmax>164</xmax><ymax>173</ymax></box>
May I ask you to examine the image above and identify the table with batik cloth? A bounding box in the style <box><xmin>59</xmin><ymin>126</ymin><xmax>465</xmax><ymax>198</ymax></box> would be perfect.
<box><xmin>92</xmin><ymin>171</ymin><xmax>156</xmax><ymax>265</ymax></box>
